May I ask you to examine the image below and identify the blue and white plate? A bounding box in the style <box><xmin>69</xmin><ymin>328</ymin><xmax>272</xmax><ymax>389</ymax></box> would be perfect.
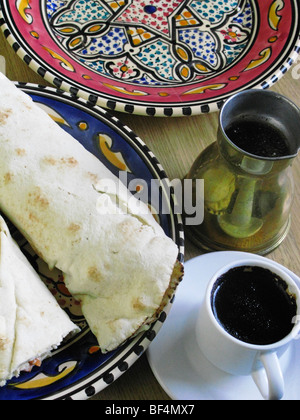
<box><xmin>0</xmin><ymin>84</ymin><xmax>184</xmax><ymax>400</ymax></box>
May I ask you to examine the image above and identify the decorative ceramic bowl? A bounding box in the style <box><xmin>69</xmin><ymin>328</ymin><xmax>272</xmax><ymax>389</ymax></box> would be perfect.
<box><xmin>0</xmin><ymin>0</ymin><xmax>299</xmax><ymax>116</ymax></box>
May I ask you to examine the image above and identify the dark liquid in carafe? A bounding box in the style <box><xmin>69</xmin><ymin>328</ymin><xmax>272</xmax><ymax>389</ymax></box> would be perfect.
<box><xmin>225</xmin><ymin>118</ymin><xmax>290</xmax><ymax>158</ymax></box>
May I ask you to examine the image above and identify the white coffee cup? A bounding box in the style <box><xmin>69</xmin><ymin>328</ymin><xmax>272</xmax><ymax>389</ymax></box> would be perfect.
<box><xmin>196</xmin><ymin>259</ymin><xmax>300</xmax><ymax>400</ymax></box>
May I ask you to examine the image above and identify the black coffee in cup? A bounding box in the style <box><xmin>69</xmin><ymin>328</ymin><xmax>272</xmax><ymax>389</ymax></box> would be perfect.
<box><xmin>211</xmin><ymin>266</ymin><xmax>297</xmax><ymax>345</ymax></box>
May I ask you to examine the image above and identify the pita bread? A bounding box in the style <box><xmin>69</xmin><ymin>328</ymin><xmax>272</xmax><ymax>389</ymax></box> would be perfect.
<box><xmin>0</xmin><ymin>216</ymin><xmax>79</xmax><ymax>386</ymax></box>
<box><xmin>0</xmin><ymin>74</ymin><xmax>182</xmax><ymax>352</ymax></box>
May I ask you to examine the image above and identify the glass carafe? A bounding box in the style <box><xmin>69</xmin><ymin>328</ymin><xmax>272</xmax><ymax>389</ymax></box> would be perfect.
<box><xmin>186</xmin><ymin>90</ymin><xmax>300</xmax><ymax>255</ymax></box>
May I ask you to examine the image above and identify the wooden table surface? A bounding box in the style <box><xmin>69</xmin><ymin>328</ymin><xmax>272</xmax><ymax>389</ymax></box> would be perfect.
<box><xmin>1</xmin><ymin>28</ymin><xmax>300</xmax><ymax>401</ymax></box>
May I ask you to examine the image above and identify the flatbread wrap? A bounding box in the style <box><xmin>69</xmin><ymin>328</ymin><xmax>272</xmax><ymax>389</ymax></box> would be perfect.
<box><xmin>0</xmin><ymin>74</ymin><xmax>183</xmax><ymax>352</ymax></box>
<box><xmin>0</xmin><ymin>216</ymin><xmax>79</xmax><ymax>386</ymax></box>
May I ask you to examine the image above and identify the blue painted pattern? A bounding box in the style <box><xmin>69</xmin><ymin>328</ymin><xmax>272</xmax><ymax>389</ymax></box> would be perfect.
<box><xmin>45</xmin><ymin>0</ymin><xmax>253</xmax><ymax>85</ymax></box>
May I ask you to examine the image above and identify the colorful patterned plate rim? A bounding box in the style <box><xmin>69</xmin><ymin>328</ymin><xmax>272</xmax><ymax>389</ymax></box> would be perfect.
<box><xmin>0</xmin><ymin>83</ymin><xmax>184</xmax><ymax>400</ymax></box>
<box><xmin>0</xmin><ymin>0</ymin><xmax>299</xmax><ymax>116</ymax></box>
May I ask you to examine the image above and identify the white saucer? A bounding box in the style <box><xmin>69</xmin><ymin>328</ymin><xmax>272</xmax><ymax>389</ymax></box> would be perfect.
<box><xmin>147</xmin><ymin>251</ymin><xmax>300</xmax><ymax>400</ymax></box>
